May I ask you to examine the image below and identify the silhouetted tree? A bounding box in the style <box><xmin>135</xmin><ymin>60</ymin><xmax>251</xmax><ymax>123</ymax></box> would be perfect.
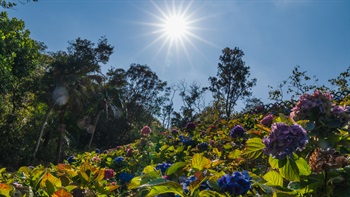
<box><xmin>328</xmin><ymin>66</ymin><xmax>350</xmax><ymax>92</ymax></box>
<box><xmin>209</xmin><ymin>47</ymin><xmax>256</xmax><ymax>118</ymax></box>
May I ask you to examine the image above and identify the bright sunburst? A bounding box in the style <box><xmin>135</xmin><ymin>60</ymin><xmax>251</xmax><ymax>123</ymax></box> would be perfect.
<box><xmin>162</xmin><ymin>14</ymin><xmax>189</xmax><ymax>41</ymax></box>
<box><xmin>137</xmin><ymin>0</ymin><xmax>216</xmax><ymax>66</ymax></box>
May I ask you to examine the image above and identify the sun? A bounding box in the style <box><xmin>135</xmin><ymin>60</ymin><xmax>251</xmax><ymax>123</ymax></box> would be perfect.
<box><xmin>162</xmin><ymin>14</ymin><xmax>189</xmax><ymax>41</ymax></box>
<box><xmin>136</xmin><ymin>0</ymin><xmax>216</xmax><ymax>66</ymax></box>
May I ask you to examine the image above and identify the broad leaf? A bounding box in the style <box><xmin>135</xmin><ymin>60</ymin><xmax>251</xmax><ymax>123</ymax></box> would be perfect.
<box><xmin>263</xmin><ymin>171</ymin><xmax>284</xmax><ymax>187</ymax></box>
<box><xmin>242</xmin><ymin>137</ymin><xmax>265</xmax><ymax>160</ymax></box>
<box><xmin>52</xmin><ymin>189</ymin><xmax>72</xmax><ymax>197</ymax></box>
<box><xmin>295</xmin><ymin>157</ymin><xmax>311</xmax><ymax>176</ymax></box>
<box><xmin>192</xmin><ymin>154</ymin><xmax>211</xmax><ymax>171</ymax></box>
<box><xmin>145</xmin><ymin>182</ymin><xmax>184</xmax><ymax>197</ymax></box>
<box><xmin>166</xmin><ymin>162</ymin><xmax>187</xmax><ymax>176</ymax></box>
<box><xmin>199</xmin><ymin>190</ymin><xmax>226</xmax><ymax>197</ymax></box>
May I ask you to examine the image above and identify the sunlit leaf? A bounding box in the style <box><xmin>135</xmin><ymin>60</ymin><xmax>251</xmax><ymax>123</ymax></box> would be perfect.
<box><xmin>52</xmin><ymin>189</ymin><xmax>73</xmax><ymax>197</ymax></box>
<box><xmin>145</xmin><ymin>182</ymin><xmax>184</xmax><ymax>197</ymax></box>
<box><xmin>242</xmin><ymin>137</ymin><xmax>265</xmax><ymax>160</ymax></box>
<box><xmin>199</xmin><ymin>190</ymin><xmax>226</xmax><ymax>197</ymax></box>
<box><xmin>192</xmin><ymin>154</ymin><xmax>211</xmax><ymax>171</ymax></box>
<box><xmin>295</xmin><ymin>157</ymin><xmax>311</xmax><ymax>176</ymax></box>
<box><xmin>0</xmin><ymin>183</ymin><xmax>12</xmax><ymax>197</ymax></box>
<box><xmin>263</xmin><ymin>171</ymin><xmax>284</xmax><ymax>187</ymax></box>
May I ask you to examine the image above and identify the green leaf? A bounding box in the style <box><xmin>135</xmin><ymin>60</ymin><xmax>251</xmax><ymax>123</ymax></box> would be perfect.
<box><xmin>295</xmin><ymin>157</ymin><xmax>311</xmax><ymax>176</ymax></box>
<box><xmin>199</xmin><ymin>190</ymin><xmax>226</xmax><ymax>197</ymax></box>
<box><xmin>280</xmin><ymin>158</ymin><xmax>300</xmax><ymax>182</ymax></box>
<box><xmin>191</xmin><ymin>154</ymin><xmax>211</xmax><ymax>171</ymax></box>
<box><xmin>242</xmin><ymin>137</ymin><xmax>265</xmax><ymax>160</ymax></box>
<box><xmin>228</xmin><ymin>149</ymin><xmax>241</xmax><ymax>159</ymax></box>
<box><xmin>143</xmin><ymin>165</ymin><xmax>156</xmax><ymax>174</ymax></box>
<box><xmin>166</xmin><ymin>162</ymin><xmax>187</xmax><ymax>176</ymax></box>
<box><xmin>145</xmin><ymin>182</ymin><xmax>185</xmax><ymax>197</ymax></box>
<box><xmin>128</xmin><ymin>176</ymin><xmax>142</xmax><ymax>189</ymax></box>
<box><xmin>263</xmin><ymin>171</ymin><xmax>284</xmax><ymax>187</ymax></box>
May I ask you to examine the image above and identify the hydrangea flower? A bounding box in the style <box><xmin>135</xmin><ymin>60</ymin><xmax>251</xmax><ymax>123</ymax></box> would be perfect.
<box><xmin>118</xmin><ymin>172</ymin><xmax>134</xmax><ymax>183</ymax></box>
<box><xmin>180</xmin><ymin>175</ymin><xmax>197</xmax><ymax>193</ymax></box>
<box><xmin>290</xmin><ymin>90</ymin><xmax>332</xmax><ymax>121</ymax></box>
<box><xmin>331</xmin><ymin>105</ymin><xmax>350</xmax><ymax>124</ymax></box>
<box><xmin>141</xmin><ymin>126</ymin><xmax>151</xmax><ymax>136</ymax></box>
<box><xmin>95</xmin><ymin>148</ymin><xmax>100</xmax><ymax>154</ymax></box>
<box><xmin>262</xmin><ymin>123</ymin><xmax>308</xmax><ymax>160</ymax></box>
<box><xmin>260</xmin><ymin>114</ymin><xmax>273</xmax><ymax>126</ymax></box>
<box><xmin>179</xmin><ymin>135</ymin><xmax>195</xmax><ymax>147</ymax></box>
<box><xmin>217</xmin><ymin>171</ymin><xmax>251</xmax><ymax>196</ymax></box>
<box><xmin>171</xmin><ymin>129</ymin><xmax>179</xmax><ymax>135</ymax></box>
<box><xmin>104</xmin><ymin>169</ymin><xmax>115</xmax><ymax>179</ymax></box>
<box><xmin>230</xmin><ymin>125</ymin><xmax>246</xmax><ymax>138</ymax></box>
<box><xmin>114</xmin><ymin>156</ymin><xmax>124</xmax><ymax>163</ymax></box>
<box><xmin>156</xmin><ymin>162</ymin><xmax>172</xmax><ymax>174</ymax></box>
<box><xmin>185</xmin><ymin>122</ymin><xmax>196</xmax><ymax>132</ymax></box>
<box><xmin>67</xmin><ymin>156</ymin><xmax>76</xmax><ymax>164</ymax></box>
<box><xmin>197</xmin><ymin>142</ymin><xmax>209</xmax><ymax>151</ymax></box>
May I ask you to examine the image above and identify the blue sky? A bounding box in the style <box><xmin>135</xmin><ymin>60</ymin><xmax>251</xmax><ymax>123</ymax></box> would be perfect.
<box><xmin>6</xmin><ymin>0</ymin><xmax>350</xmax><ymax>111</ymax></box>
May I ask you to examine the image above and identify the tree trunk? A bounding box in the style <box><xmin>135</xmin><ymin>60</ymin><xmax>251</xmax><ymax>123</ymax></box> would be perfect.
<box><xmin>88</xmin><ymin>110</ymin><xmax>102</xmax><ymax>148</ymax></box>
<box><xmin>55</xmin><ymin>107</ymin><xmax>66</xmax><ymax>163</ymax></box>
<box><xmin>32</xmin><ymin>102</ymin><xmax>55</xmax><ymax>159</ymax></box>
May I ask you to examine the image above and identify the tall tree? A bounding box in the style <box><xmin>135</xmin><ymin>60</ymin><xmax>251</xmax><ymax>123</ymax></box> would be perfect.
<box><xmin>0</xmin><ymin>0</ymin><xmax>38</xmax><ymax>9</ymax></box>
<box><xmin>0</xmin><ymin>11</ymin><xmax>42</xmax><ymax>166</ymax></box>
<box><xmin>209</xmin><ymin>47</ymin><xmax>256</xmax><ymax>118</ymax></box>
<box><xmin>33</xmin><ymin>37</ymin><xmax>114</xmax><ymax>162</ymax></box>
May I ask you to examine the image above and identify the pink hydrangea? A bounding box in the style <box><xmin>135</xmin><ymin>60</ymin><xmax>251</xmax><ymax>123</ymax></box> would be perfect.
<box><xmin>104</xmin><ymin>169</ymin><xmax>115</xmax><ymax>179</ymax></box>
<box><xmin>141</xmin><ymin>126</ymin><xmax>151</xmax><ymax>136</ymax></box>
<box><xmin>290</xmin><ymin>90</ymin><xmax>332</xmax><ymax>121</ymax></box>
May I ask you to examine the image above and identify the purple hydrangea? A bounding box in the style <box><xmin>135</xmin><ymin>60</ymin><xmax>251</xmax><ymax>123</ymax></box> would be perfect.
<box><xmin>156</xmin><ymin>162</ymin><xmax>172</xmax><ymax>174</ymax></box>
<box><xmin>185</xmin><ymin>122</ymin><xmax>196</xmax><ymax>132</ymax></box>
<box><xmin>290</xmin><ymin>90</ymin><xmax>332</xmax><ymax>121</ymax></box>
<box><xmin>217</xmin><ymin>171</ymin><xmax>251</xmax><ymax>196</ymax></box>
<box><xmin>260</xmin><ymin>114</ymin><xmax>273</xmax><ymax>126</ymax></box>
<box><xmin>118</xmin><ymin>172</ymin><xmax>134</xmax><ymax>183</ymax></box>
<box><xmin>262</xmin><ymin>123</ymin><xmax>308</xmax><ymax>160</ymax></box>
<box><xmin>331</xmin><ymin>105</ymin><xmax>350</xmax><ymax>124</ymax></box>
<box><xmin>171</xmin><ymin>129</ymin><xmax>179</xmax><ymax>135</ymax></box>
<box><xmin>230</xmin><ymin>125</ymin><xmax>246</xmax><ymax>138</ymax></box>
<box><xmin>104</xmin><ymin>169</ymin><xmax>115</xmax><ymax>179</ymax></box>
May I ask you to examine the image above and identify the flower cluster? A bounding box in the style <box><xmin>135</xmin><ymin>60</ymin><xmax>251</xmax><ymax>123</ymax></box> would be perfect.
<box><xmin>179</xmin><ymin>135</ymin><xmax>195</xmax><ymax>147</ymax></box>
<box><xmin>171</xmin><ymin>129</ymin><xmax>179</xmax><ymax>135</ymax></box>
<box><xmin>185</xmin><ymin>122</ymin><xmax>196</xmax><ymax>132</ymax></box>
<box><xmin>331</xmin><ymin>105</ymin><xmax>350</xmax><ymax>125</ymax></box>
<box><xmin>197</xmin><ymin>142</ymin><xmax>209</xmax><ymax>151</ymax></box>
<box><xmin>180</xmin><ymin>175</ymin><xmax>197</xmax><ymax>193</ymax></box>
<box><xmin>67</xmin><ymin>156</ymin><xmax>76</xmax><ymax>164</ymax></box>
<box><xmin>118</xmin><ymin>172</ymin><xmax>134</xmax><ymax>183</ymax></box>
<box><xmin>156</xmin><ymin>162</ymin><xmax>172</xmax><ymax>174</ymax></box>
<box><xmin>290</xmin><ymin>90</ymin><xmax>332</xmax><ymax>121</ymax></box>
<box><xmin>95</xmin><ymin>148</ymin><xmax>100</xmax><ymax>154</ymax></box>
<box><xmin>217</xmin><ymin>171</ymin><xmax>251</xmax><ymax>196</ymax></box>
<box><xmin>230</xmin><ymin>125</ymin><xmax>246</xmax><ymax>138</ymax></box>
<box><xmin>309</xmin><ymin>148</ymin><xmax>348</xmax><ymax>173</ymax></box>
<box><xmin>141</xmin><ymin>126</ymin><xmax>151</xmax><ymax>136</ymax></box>
<box><xmin>260</xmin><ymin>114</ymin><xmax>273</xmax><ymax>127</ymax></box>
<box><xmin>104</xmin><ymin>169</ymin><xmax>115</xmax><ymax>179</ymax></box>
<box><xmin>262</xmin><ymin>123</ymin><xmax>308</xmax><ymax>160</ymax></box>
<box><xmin>114</xmin><ymin>156</ymin><xmax>124</xmax><ymax>163</ymax></box>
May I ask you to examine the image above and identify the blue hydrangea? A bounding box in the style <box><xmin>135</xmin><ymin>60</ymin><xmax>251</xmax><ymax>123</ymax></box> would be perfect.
<box><xmin>179</xmin><ymin>135</ymin><xmax>195</xmax><ymax>147</ymax></box>
<box><xmin>217</xmin><ymin>171</ymin><xmax>251</xmax><ymax>196</ymax></box>
<box><xmin>114</xmin><ymin>156</ymin><xmax>124</xmax><ymax>163</ymax></box>
<box><xmin>95</xmin><ymin>148</ymin><xmax>100</xmax><ymax>154</ymax></box>
<box><xmin>262</xmin><ymin>123</ymin><xmax>308</xmax><ymax>160</ymax></box>
<box><xmin>230</xmin><ymin>125</ymin><xmax>246</xmax><ymax>138</ymax></box>
<box><xmin>156</xmin><ymin>162</ymin><xmax>172</xmax><ymax>174</ymax></box>
<box><xmin>118</xmin><ymin>172</ymin><xmax>134</xmax><ymax>183</ymax></box>
<box><xmin>197</xmin><ymin>142</ymin><xmax>209</xmax><ymax>151</ymax></box>
<box><xmin>67</xmin><ymin>156</ymin><xmax>76</xmax><ymax>164</ymax></box>
<box><xmin>181</xmin><ymin>175</ymin><xmax>197</xmax><ymax>193</ymax></box>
